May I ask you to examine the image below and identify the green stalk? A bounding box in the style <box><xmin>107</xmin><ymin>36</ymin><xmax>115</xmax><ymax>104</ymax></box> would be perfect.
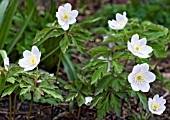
<box><xmin>123</xmin><ymin>29</ymin><xmax>128</xmax><ymax>38</ymax></box>
<box><xmin>13</xmin><ymin>93</ymin><xmax>17</xmax><ymax>120</ymax></box>
<box><xmin>28</xmin><ymin>93</ymin><xmax>33</xmax><ymax>120</ymax></box>
<box><xmin>56</xmin><ymin>50</ymin><xmax>62</xmax><ymax>80</ymax></box>
<box><xmin>77</xmin><ymin>106</ymin><xmax>81</xmax><ymax>120</ymax></box>
<box><xmin>146</xmin><ymin>113</ymin><xmax>152</xmax><ymax>120</ymax></box>
<box><xmin>9</xmin><ymin>95</ymin><xmax>12</xmax><ymax>120</ymax></box>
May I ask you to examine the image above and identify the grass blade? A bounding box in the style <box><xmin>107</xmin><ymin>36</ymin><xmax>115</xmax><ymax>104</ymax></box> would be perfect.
<box><xmin>0</xmin><ymin>0</ymin><xmax>18</xmax><ymax>49</ymax></box>
<box><xmin>7</xmin><ymin>6</ymin><xmax>35</xmax><ymax>54</ymax></box>
<box><xmin>0</xmin><ymin>0</ymin><xmax>10</xmax><ymax>26</ymax></box>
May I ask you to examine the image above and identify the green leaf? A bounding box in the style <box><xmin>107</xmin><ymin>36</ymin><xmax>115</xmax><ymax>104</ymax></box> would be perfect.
<box><xmin>1</xmin><ymin>84</ymin><xmax>18</xmax><ymax>97</ymax></box>
<box><xmin>0</xmin><ymin>0</ymin><xmax>10</xmax><ymax>26</ymax></box>
<box><xmin>0</xmin><ymin>50</ymin><xmax>8</xmax><ymax>60</ymax></box>
<box><xmin>77</xmin><ymin>94</ymin><xmax>85</xmax><ymax>107</ymax></box>
<box><xmin>90</xmin><ymin>95</ymin><xmax>102</xmax><ymax>108</ymax></box>
<box><xmin>110</xmin><ymin>93</ymin><xmax>121</xmax><ymax>116</ymax></box>
<box><xmin>0</xmin><ymin>0</ymin><xmax>18</xmax><ymax>49</ymax></box>
<box><xmin>62</xmin><ymin>53</ymin><xmax>77</xmax><ymax>81</ymax></box>
<box><xmin>137</xmin><ymin>92</ymin><xmax>148</xmax><ymax>111</ymax></box>
<box><xmin>66</xmin><ymin>92</ymin><xmax>78</xmax><ymax>102</ymax></box>
<box><xmin>111</xmin><ymin>79</ymin><xmax>122</xmax><ymax>92</ymax></box>
<box><xmin>91</xmin><ymin>67</ymin><xmax>103</xmax><ymax>84</ymax></box>
<box><xmin>0</xmin><ymin>72</ymin><xmax>6</xmax><ymax>95</ymax></box>
<box><xmin>6</xmin><ymin>77</ymin><xmax>16</xmax><ymax>84</ymax></box>
<box><xmin>20</xmin><ymin>86</ymin><xmax>31</xmax><ymax>95</ymax></box>
<box><xmin>64</xmin><ymin>84</ymin><xmax>77</xmax><ymax>91</ymax></box>
<box><xmin>42</xmin><ymin>88</ymin><xmax>63</xmax><ymax>101</ymax></box>
<box><xmin>7</xmin><ymin>6</ymin><xmax>35</xmax><ymax>54</ymax></box>
<box><xmin>112</xmin><ymin>61</ymin><xmax>124</xmax><ymax>73</ymax></box>
<box><xmin>60</xmin><ymin>35</ymin><xmax>70</xmax><ymax>53</ymax></box>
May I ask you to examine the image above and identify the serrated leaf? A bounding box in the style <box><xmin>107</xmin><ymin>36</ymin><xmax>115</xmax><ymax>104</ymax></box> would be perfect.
<box><xmin>6</xmin><ymin>77</ymin><xmax>16</xmax><ymax>84</ymax></box>
<box><xmin>137</xmin><ymin>92</ymin><xmax>148</xmax><ymax>111</ymax></box>
<box><xmin>42</xmin><ymin>88</ymin><xmax>63</xmax><ymax>101</ymax></box>
<box><xmin>66</xmin><ymin>92</ymin><xmax>78</xmax><ymax>102</ymax></box>
<box><xmin>1</xmin><ymin>84</ymin><xmax>18</xmax><ymax>97</ymax></box>
<box><xmin>20</xmin><ymin>86</ymin><xmax>31</xmax><ymax>95</ymax></box>
<box><xmin>112</xmin><ymin>61</ymin><xmax>124</xmax><ymax>73</ymax></box>
<box><xmin>110</xmin><ymin>93</ymin><xmax>121</xmax><ymax>116</ymax></box>
<box><xmin>77</xmin><ymin>94</ymin><xmax>85</xmax><ymax>107</ymax></box>
<box><xmin>91</xmin><ymin>67</ymin><xmax>103</xmax><ymax>84</ymax></box>
<box><xmin>60</xmin><ymin>35</ymin><xmax>70</xmax><ymax>53</ymax></box>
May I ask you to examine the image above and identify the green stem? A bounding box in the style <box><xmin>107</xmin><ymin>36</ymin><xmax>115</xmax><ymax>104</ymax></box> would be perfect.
<box><xmin>13</xmin><ymin>93</ymin><xmax>17</xmax><ymax>120</ymax></box>
<box><xmin>77</xmin><ymin>106</ymin><xmax>81</xmax><ymax>120</ymax></box>
<box><xmin>56</xmin><ymin>50</ymin><xmax>62</xmax><ymax>80</ymax></box>
<box><xmin>9</xmin><ymin>95</ymin><xmax>12</xmax><ymax>120</ymax></box>
<box><xmin>28</xmin><ymin>93</ymin><xmax>33</xmax><ymax>120</ymax></box>
<box><xmin>146</xmin><ymin>113</ymin><xmax>152</xmax><ymax>120</ymax></box>
<box><xmin>123</xmin><ymin>29</ymin><xmax>128</xmax><ymax>38</ymax></box>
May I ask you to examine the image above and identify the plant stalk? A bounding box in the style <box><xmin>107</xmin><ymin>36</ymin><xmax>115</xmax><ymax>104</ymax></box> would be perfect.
<box><xmin>77</xmin><ymin>106</ymin><xmax>81</xmax><ymax>120</ymax></box>
<box><xmin>56</xmin><ymin>50</ymin><xmax>62</xmax><ymax>80</ymax></box>
<box><xmin>9</xmin><ymin>95</ymin><xmax>12</xmax><ymax>120</ymax></box>
<box><xmin>28</xmin><ymin>93</ymin><xmax>33</xmax><ymax>120</ymax></box>
<box><xmin>13</xmin><ymin>93</ymin><xmax>17</xmax><ymax>120</ymax></box>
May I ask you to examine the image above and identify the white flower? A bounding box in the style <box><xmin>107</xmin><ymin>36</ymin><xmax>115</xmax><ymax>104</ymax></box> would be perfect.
<box><xmin>103</xmin><ymin>34</ymin><xmax>115</xmax><ymax>48</ymax></box>
<box><xmin>4</xmin><ymin>57</ymin><xmax>9</xmax><ymax>71</ymax></box>
<box><xmin>148</xmin><ymin>94</ymin><xmax>166</xmax><ymax>115</ymax></box>
<box><xmin>108</xmin><ymin>12</ymin><xmax>128</xmax><ymax>30</ymax></box>
<box><xmin>98</xmin><ymin>56</ymin><xmax>112</xmax><ymax>72</ymax></box>
<box><xmin>56</xmin><ymin>3</ymin><xmax>78</xmax><ymax>31</ymax></box>
<box><xmin>128</xmin><ymin>34</ymin><xmax>153</xmax><ymax>58</ymax></box>
<box><xmin>85</xmin><ymin>97</ymin><xmax>93</xmax><ymax>105</ymax></box>
<box><xmin>128</xmin><ymin>63</ymin><xmax>156</xmax><ymax>92</ymax></box>
<box><xmin>18</xmin><ymin>46</ymin><xmax>41</xmax><ymax>71</ymax></box>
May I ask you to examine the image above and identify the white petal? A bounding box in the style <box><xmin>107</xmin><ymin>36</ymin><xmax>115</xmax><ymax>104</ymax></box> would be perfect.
<box><xmin>159</xmin><ymin>97</ymin><xmax>166</xmax><ymax>104</ymax></box>
<box><xmin>108</xmin><ymin>43</ymin><xmax>115</xmax><ymax>48</ymax></box>
<box><xmin>58</xmin><ymin>6</ymin><xmax>65</xmax><ymax>13</ymax></box>
<box><xmin>127</xmin><ymin>41</ymin><xmax>133</xmax><ymax>53</ymax></box>
<box><xmin>131</xmin><ymin>34</ymin><xmax>139</xmax><ymax>44</ymax></box>
<box><xmin>153</xmin><ymin>94</ymin><xmax>160</xmax><ymax>101</ymax></box>
<box><xmin>140</xmin><ymin>63</ymin><xmax>149</xmax><ymax>72</ymax></box>
<box><xmin>116</xmin><ymin>13</ymin><xmax>123</xmax><ymax>21</ymax></box>
<box><xmin>123</xmin><ymin>12</ymin><xmax>127</xmax><ymax>16</ymax></box>
<box><xmin>31</xmin><ymin>46</ymin><xmax>40</xmax><ymax>56</ymax></box>
<box><xmin>98</xmin><ymin>56</ymin><xmax>107</xmax><ymax>61</ymax></box>
<box><xmin>136</xmin><ymin>53</ymin><xmax>150</xmax><ymax>58</ymax></box>
<box><xmin>128</xmin><ymin>73</ymin><xmax>134</xmax><ymax>83</ymax></box>
<box><xmin>108</xmin><ymin>20</ymin><xmax>117</xmax><ymax>29</ymax></box>
<box><xmin>58</xmin><ymin>19</ymin><xmax>66</xmax><ymax>25</ymax></box>
<box><xmin>18</xmin><ymin>58</ymin><xmax>30</xmax><ymax>68</ymax></box>
<box><xmin>131</xmin><ymin>83</ymin><xmax>140</xmax><ymax>91</ymax></box>
<box><xmin>139</xmin><ymin>83</ymin><xmax>150</xmax><ymax>92</ymax></box>
<box><xmin>141</xmin><ymin>45</ymin><xmax>153</xmax><ymax>54</ymax></box>
<box><xmin>64</xmin><ymin>3</ymin><xmax>72</xmax><ymax>11</ymax></box>
<box><xmin>132</xmin><ymin>64</ymin><xmax>140</xmax><ymax>74</ymax></box>
<box><xmin>107</xmin><ymin>61</ymin><xmax>111</xmax><ymax>72</ymax></box>
<box><xmin>4</xmin><ymin>57</ymin><xmax>9</xmax><ymax>66</ymax></box>
<box><xmin>23</xmin><ymin>50</ymin><xmax>31</xmax><ymax>58</ymax></box>
<box><xmin>145</xmin><ymin>71</ymin><xmax>156</xmax><ymax>82</ymax></box>
<box><xmin>71</xmin><ymin>10</ymin><xmax>78</xmax><ymax>18</ymax></box>
<box><xmin>61</xmin><ymin>23</ymin><xmax>69</xmax><ymax>31</ymax></box>
<box><xmin>68</xmin><ymin>18</ymin><xmax>76</xmax><ymax>24</ymax></box>
<box><xmin>24</xmin><ymin>64</ymin><xmax>37</xmax><ymax>71</ymax></box>
<box><xmin>139</xmin><ymin>38</ymin><xmax>147</xmax><ymax>45</ymax></box>
<box><xmin>155</xmin><ymin>106</ymin><xmax>166</xmax><ymax>115</ymax></box>
<box><xmin>85</xmin><ymin>97</ymin><xmax>92</xmax><ymax>105</ymax></box>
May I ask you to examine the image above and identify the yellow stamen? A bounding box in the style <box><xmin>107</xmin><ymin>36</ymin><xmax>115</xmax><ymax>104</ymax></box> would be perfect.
<box><xmin>135</xmin><ymin>73</ymin><xmax>146</xmax><ymax>83</ymax></box>
<box><xmin>152</xmin><ymin>102</ymin><xmax>159</xmax><ymax>111</ymax></box>
<box><xmin>62</xmin><ymin>12</ymin><xmax>71</xmax><ymax>21</ymax></box>
<box><xmin>29</xmin><ymin>55</ymin><xmax>37</xmax><ymax>65</ymax></box>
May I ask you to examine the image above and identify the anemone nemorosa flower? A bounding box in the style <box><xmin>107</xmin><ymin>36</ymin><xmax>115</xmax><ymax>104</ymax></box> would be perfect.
<box><xmin>18</xmin><ymin>46</ymin><xmax>41</xmax><ymax>71</ymax></box>
<box><xmin>148</xmin><ymin>94</ymin><xmax>166</xmax><ymax>115</ymax></box>
<box><xmin>56</xmin><ymin>3</ymin><xmax>78</xmax><ymax>31</ymax></box>
<box><xmin>128</xmin><ymin>63</ymin><xmax>156</xmax><ymax>92</ymax></box>
<box><xmin>85</xmin><ymin>97</ymin><xmax>93</xmax><ymax>105</ymax></box>
<box><xmin>108</xmin><ymin>12</ymin><xmax>128</xmax><ymax>30</ymax></box>
<box><xmin>128</xmin><ymin>34</ymin><xmax>153</xmax><ymax>58</ymax></box>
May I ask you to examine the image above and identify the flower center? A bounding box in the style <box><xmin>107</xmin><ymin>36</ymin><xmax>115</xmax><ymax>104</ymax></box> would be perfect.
<box><xmin>135</xmin><ymin>73</ymin><xmax>146</xmax><ymax>83</ymax></box>
<box><xmin>29</xmin><ymin>55</ymin><xmax>37</xmax><ymax>65</ymax></box>
<box><xmin>152</xmin><ymin>102</ymin><xmax>159</xmax><ymax>111</ymax></box>
<box><xmin>62</xmin><ymin>12</ymin><xmax>71</xmax><ymax>21</ymax></box>
<box><xmin>118</xmin><ymin>20</ymin><xmax>124</xmax><ymax>26</ymax></box>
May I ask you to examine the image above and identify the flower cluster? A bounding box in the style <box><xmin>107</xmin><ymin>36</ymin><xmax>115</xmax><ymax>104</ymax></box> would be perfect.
<box><xmin>107</xmin><ymin>12</ymin><xmax>166</xmax><ymax>115</ymax></box>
